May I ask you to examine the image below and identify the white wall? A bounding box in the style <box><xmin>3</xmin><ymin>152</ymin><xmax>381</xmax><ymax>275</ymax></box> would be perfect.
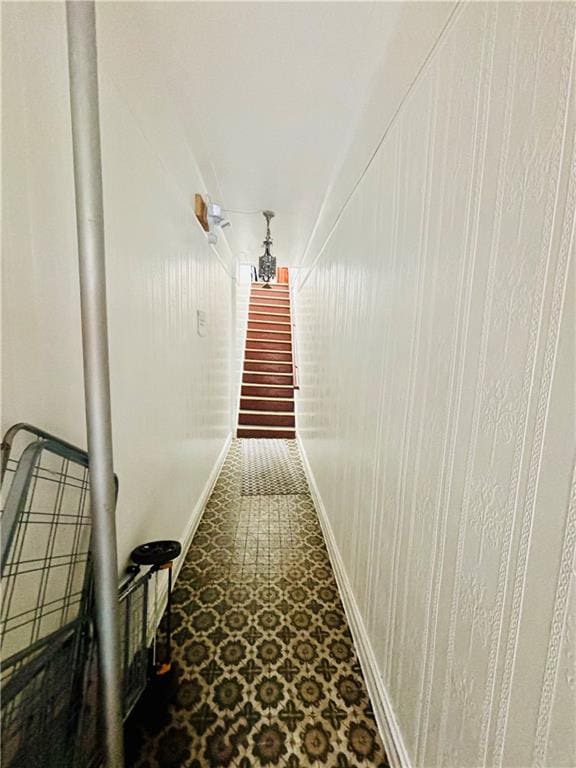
<box><xmin>296</xmin><ymin>4</ymin><xmax>576</xmax><ymax>767</ymax></box>
<box><xmin>2</xmin><ymin>3</ymin><xmax>234</xmax><ymax>571</ymax></box>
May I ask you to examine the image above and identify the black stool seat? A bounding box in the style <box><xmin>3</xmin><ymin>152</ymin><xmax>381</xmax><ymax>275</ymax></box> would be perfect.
<box><xmin>130</xmin><ymin>540</ymin><xmax>181</xmax><ymax>567</ymax></box>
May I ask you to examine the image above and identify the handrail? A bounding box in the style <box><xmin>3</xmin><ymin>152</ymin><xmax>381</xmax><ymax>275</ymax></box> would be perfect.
<box><xmin>234</xmin><ymin>263</ymin><xmax>252</xmax><ymax>433</ymax></box>
<box><xmin>288</xmin><ymin>269</ymin><xmax>300</xmax><ymax>390</ymax></box>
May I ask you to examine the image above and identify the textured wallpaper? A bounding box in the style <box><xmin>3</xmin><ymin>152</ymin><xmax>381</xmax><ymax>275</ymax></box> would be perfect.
<box><xmin>2</xmin><ymin>2</ymin><xmax>235</xmax><ymax>571</ymax></box>
<box><xmin>296</xmin><ymin>4</ymin><xmax>575</xmax><ymax>766</ymax></box>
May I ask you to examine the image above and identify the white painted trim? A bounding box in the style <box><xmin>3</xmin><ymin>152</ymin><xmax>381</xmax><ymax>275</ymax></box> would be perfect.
<box><xmin>180</xmin><ymin>431</ymin><xmax>233</xmax><ymax>574</ymax></box>
<box><xmin>297</xmin><ymin>435</ymin><xmax>412</xmax><ymax>768</ymax></box>
<box><xmin>150</xmin><ymin>432</ymin><xmax>232</xmax><ymax>637</ymax></box>
<box><xmin>235</xmin><ymin>279</ymin><xmax>251</xmax><ymax>430</ymax></box>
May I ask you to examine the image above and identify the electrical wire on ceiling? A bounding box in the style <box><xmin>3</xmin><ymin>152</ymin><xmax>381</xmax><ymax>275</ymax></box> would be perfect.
<box><xmin>204</xmin><ymin>194</ymin><xmax>260</xmax><ymax>216</ymax></box>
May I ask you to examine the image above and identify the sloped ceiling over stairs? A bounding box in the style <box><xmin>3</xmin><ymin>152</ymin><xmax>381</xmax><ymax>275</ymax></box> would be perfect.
<box><xmin>96</xmin><ymin>2</ymin><xmax>456</xmax><ymax>267</ymax></box>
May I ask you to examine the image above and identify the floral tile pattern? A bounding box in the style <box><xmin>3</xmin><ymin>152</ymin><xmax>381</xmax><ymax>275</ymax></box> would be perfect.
<box><xmin>127</xmin><ymin>439</ymin><xmax>388</xmax><ymax>768</ymax></box>
<box><xmin>241</xmin><ymin>440</ymin><xmax>308</xmax><ymax>496</ymax></box>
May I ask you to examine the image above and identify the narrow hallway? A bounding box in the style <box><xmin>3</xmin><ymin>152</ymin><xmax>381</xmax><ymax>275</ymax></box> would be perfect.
<box><xmin>127</xmin><ymin>439</ymin><xmax>387</xmax><ymax>768</ymax></box>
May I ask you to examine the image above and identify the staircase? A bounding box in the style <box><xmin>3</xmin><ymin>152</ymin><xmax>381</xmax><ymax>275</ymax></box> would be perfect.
<box><xmin>237</xmin><ymin>281</ymin><xmax>295</xmax><ymax>438</ymax></box>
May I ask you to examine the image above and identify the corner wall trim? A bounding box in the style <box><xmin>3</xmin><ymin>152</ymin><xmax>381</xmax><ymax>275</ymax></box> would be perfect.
<box><xmin>297</xmin><ymin>435</ymin><xmax>412</xmax><ymax>768</ymax></box>
<box><xmin>151</xmin><ymin>431</ymin><xmax>233</xmax><ymax>636</ymax></box>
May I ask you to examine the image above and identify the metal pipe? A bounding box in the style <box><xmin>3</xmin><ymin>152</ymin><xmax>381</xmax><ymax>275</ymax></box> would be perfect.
<box><xmin>65</xmin><ymin>3</ymin><xmax>124</xmax><ymax>766</ymax></box>
<box><xmin>166</xmin><ymin>565</ymin><xmax>173</xmax><ymax>667</ymax></box>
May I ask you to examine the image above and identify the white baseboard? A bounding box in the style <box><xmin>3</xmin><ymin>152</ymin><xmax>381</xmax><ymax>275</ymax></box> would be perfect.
<box><xmin>151</xmin><ymin>432</ymin><xmax>233</xmax><ymax>636</ymax></box>
<box><xmin>297</xmin><ymin>435</ymin><xmax>412</xmax><ymax>768</ymax></box>
<box><xmin>176</xmin><ymin>431</ymin><xmax>233</xmax><ymax>581</ymax></box>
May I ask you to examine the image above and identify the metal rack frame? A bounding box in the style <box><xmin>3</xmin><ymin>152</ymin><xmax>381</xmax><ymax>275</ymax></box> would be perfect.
<box><xmin>1</xmin><ymin>424</ymin><xmax>152</xmax><ymax>768</ymax></box>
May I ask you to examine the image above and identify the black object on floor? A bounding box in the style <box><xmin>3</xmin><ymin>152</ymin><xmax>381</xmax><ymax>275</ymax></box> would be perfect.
<box><xmin>131</xmin><ymin>540</ymin><xmax>182</xmax><ymax>678</ymax></box>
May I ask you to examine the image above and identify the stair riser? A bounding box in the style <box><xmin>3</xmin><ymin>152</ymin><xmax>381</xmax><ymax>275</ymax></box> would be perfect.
<box><xmin>244</xmin><ymin>361</ymin><xmax>292</xmax><ymax>374</ymax></box>
<box><xmin>246</xmin><ymin>340</ymin><xmax>291</xmax><ymax>352</ymax></box>
<box><xmin>241</xmin><ymin>385</ymin><xmax>294</xmax><ymax>398</ymax></box>
<box><xmin>243</xmin><ymin>373</ymin><xmax>293</xmax><ymax>385</ymax></box>
<box><xmin>240</xmin><ymin>398</ymin><xmax>294</xmax><ymax>412</ymax></box>
<box><xmin>245</xmin><ymin>350</ymin><xmax>292</xmax><ymax>363</ymax></box>
<box><xmin>248</xmin><ymin>330</ymin><xmax>291</xmax><ymax>342</ymax></box>
<box><xmin>249</xmin><ymin>296</ymin><xmax>290</xmax><ymax>307</ymax></box>
<box><xmin>248</xmin><ymin>321</ymin><xmax>291</xmax><ymax>332</ymax></box>
<box><xmin>238</xmin><ymin>284</ymin><xmax>295</xmax><ymax>436</ymax></box>
<box><xmin>248</xmin><ymin>312</ymin><xmax>291</xmax><ymax>323</ymax></box>
<box><xmin>251</xmin><ymin>290</ymin><xmax>289</xmax><ymax>299</ymax></box>
<box><xmin>251</xmin><ymin>285</ymin><xmax>290</xmax><ymax>295</ymax></box>
<box><xmin>239</xmin><ymin>412</ymin><xmax>295</xmax><ymax>427</ymax></box>
<box><xmin>237</xmin><ymin>428</ymin><xmax>295</xmax><ymax>439</ymax></box>
<box><xmin>251</xmin><ymin>293</ymin><xmax>290</xmax><ymax>302</ymax></box>
<box><xmin>249</xmin><ymin>302</ymin><xmax>291</xmax><ymax>315</ymax></box>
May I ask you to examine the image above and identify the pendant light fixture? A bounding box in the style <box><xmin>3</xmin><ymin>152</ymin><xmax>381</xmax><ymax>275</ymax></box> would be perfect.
<box><xmin>258</xmin><ymin>210</ymin><xmax>276</xmax><ymax>288</ymax></box>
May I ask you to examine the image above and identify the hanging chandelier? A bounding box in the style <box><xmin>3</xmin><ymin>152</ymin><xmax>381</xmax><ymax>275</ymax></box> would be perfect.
<box><xmin>258</xmin><ymin>210</ymin><xmax>276</xmax><ymax>288</ymax></box>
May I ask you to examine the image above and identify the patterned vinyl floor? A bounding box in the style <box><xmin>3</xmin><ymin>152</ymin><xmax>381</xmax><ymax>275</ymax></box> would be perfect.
<box><xmin>127</xmin><ymin>439</ymin><xmax>388</xmax><ymax>768</ymax></box>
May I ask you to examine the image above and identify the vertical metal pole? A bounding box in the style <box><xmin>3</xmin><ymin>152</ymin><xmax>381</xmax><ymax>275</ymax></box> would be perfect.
<box><xmin>65</xmin><ymin>2</ymin><xmax>124</xmax><ymax>766</ymax></box>
<box><xmin>166</xmin><ymin>565</ymin><xmax>173</xmax><ymax>667</ymax></box>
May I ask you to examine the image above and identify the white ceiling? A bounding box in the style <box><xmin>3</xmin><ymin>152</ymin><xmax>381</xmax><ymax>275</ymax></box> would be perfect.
<box><xmin>96</xmin><ymin>2</ymin><xmax>449</xmax><ymax>266</ymax></box>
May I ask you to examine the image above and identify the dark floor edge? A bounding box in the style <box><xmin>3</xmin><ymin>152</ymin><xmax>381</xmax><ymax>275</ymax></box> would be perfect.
<box><xmin>296</xmin><ymin>435</ymin><xmax>412</xmax><ymax>768</ymax></box>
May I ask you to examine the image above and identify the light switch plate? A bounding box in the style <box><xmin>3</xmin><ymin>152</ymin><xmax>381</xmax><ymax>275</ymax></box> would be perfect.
<box><xmin>197</xmin><ymin>309</ymin><xmax>207</xmax><ymax>337</ymax></box>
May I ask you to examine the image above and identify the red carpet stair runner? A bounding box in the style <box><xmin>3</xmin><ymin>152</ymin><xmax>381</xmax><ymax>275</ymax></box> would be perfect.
<box><xmin>237</xmin><ymin>282</ymin><xmax>295</xmax><ymax>439</ymax></box>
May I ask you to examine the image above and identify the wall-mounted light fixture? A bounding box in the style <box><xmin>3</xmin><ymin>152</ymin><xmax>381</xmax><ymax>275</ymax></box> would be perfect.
<box><xmin>195</xmin><ymin>195</ymin><xmax>231</xmax><ymax>245</ymax></box>
<box><xmin>207</xmin><ymin>202</ymin><xmax>231</xmax><ymax>230</ymax></box>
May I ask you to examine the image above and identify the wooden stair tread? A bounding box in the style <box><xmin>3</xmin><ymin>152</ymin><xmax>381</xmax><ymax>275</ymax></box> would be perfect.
<box><xmin>239</xmin><ymin>281</ymin><xmax>296</xmax><ymax>437</ymax></box>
